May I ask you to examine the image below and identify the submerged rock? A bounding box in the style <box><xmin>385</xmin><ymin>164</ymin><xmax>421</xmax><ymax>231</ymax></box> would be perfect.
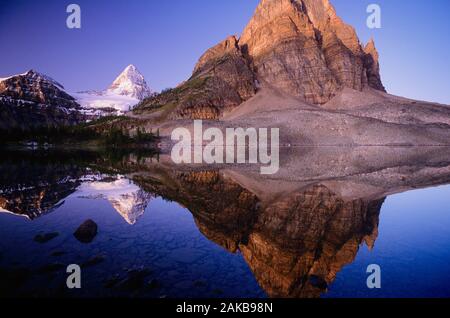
<box><xmin>36</xmin><ymin>263</ymin><xmax>65</xmax><ymax>275</ymax></box>
<box><xmin>73</xmin><ymin>219</ymin><xmax>98</xmax><ymax>243</ymax></box>
<box><xmin>34</xmin><ymin>232</ymin><xmax>59</xmax><ymax>243</ymax></box>
<box><xmin>103</xmin><ymin>267</ymin><xmax>153</xmax><ymax>291</ymax></box>
<box><xmin>147</xmin><ymin>278</ymin><xmax>162</xmax><ymax>291</ymax></box>
<box><xmin>50</xmin><ymin>251</ymin><xmax>66</xmax><ymax>257</ymax></box>
<box><xmin>104</xmin><ymin>274</ymin><xmax>121</xmax><ymax>289</ymax></box>
<box><xmin>116</xmin><ymin>267</ymin><xmax>152</xmax><ymax>292</ymax></box>
<box><xmin>81</xmin><ymin>254</ymin><xmax>105</xmax><ymax>268</ymax></box>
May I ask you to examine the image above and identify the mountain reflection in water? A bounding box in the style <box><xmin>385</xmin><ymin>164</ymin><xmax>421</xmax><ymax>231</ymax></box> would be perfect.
<box><xmin>1</xmin><ymin>146</ymin><xmax>450</xmax><ymax>298</ymax></box>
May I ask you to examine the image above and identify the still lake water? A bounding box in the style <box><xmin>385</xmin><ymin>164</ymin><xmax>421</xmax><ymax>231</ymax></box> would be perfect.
<box><xmin>1</xmin><ymin>147</ymin><xmax>450</xmax><ymax>298</ymax></box>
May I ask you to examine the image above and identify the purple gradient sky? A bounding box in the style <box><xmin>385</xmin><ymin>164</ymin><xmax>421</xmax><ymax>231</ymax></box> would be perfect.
<box><xmin>0</xmin><ymin>0</ymin><xmax>449</xmax><ymax>104</ymax></box>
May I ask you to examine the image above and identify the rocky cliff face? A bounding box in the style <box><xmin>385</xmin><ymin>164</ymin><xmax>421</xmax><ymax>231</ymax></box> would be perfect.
<box><xmin>0</xmin><ymin>70</ymin><xmax>84</xmax><ymax>130</ymax></box>
<box><xmin>134</xmin><ymin>36</ymin><xmax>257</xmax><ymax>120</ymax></box>
<box><xmin>240</xmin><ymin>0</ymin><xmax>385</xmax><ymax>104</ymax></box>
<box><xmin>363</xmin><ymin>38</ymin><xmax>385</xmax><ymax>91</ymax></box>
<box><xmin>192</xmin><ymin>36</ymin><xmax>257</xmax><ymax>103</ymax></box>
<box><xmin>134</xmin><ymin>0</ymin><xmax>385</xmax><ymax>119</ymax></box>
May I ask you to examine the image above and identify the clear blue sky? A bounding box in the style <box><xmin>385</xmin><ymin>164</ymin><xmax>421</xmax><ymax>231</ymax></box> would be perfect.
<box><xmin>1</xmin><ymin>0</ymin><xmax>449</xmax><ymax>104</ymax></box>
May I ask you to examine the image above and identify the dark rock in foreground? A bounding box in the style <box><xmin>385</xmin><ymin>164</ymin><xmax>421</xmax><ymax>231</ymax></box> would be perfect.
<box><xmin>73</xmin><ymin>219</ymin><xmax>98</xmax><ymax>243</ymax></box>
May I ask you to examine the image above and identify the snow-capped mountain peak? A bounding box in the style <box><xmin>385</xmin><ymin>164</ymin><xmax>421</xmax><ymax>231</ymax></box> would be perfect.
<box><xmin>74</xmin><ymin>64</ymin><xmax>153</xmax><ymax>116</ymax></box>
<box><xmin>25</xmin><ymin>69</ymin><xmax>65</xmax><ymax>90</ymax></box>
<box><xmin>107</xmin><ymin>64</ymin><xmax>152</xmax><ymax>100</ymax></box>
<box><xmin>0</xmin><ymin>69</ymin><xmax>65</xmax><ymax>90</ymax></box>
<box><xmin>0</xmin><ymin>69</ymin><xmax>84</xmax><ymax>130</ymax></box>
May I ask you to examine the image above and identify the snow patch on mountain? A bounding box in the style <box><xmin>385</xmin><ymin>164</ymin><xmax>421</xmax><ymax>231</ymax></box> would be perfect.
<box><xmin>73</xmin><ymin>91</ymin><xmax>139</xmax><ymax>115</ymax></box>
<box><xmin>0</xmin><ymin>72</ymin><xmax>28</xmax><ymax>83</ymax></box>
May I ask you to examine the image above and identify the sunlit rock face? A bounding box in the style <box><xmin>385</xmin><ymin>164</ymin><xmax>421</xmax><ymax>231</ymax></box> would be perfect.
<box><xmin>134</xmin><ymin>36</ymin><xmax>257</xmax><ymax>120</ymax></box>
<box><xmin>77</xmin><ymin>178</ymin><xmax>153</xmax><ymax>225</ymax></box>
<box><xmin>192</xmin><ymin>36</ymin><xmax>257</xmax><ymax>103</ymax></box>
<box><xmin>239</xmin><ymin>0</ymin><xmax>385</xmax><ymax>104</ymax></box>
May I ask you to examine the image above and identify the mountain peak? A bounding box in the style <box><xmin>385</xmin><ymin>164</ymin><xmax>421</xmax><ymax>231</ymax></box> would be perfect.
<box><xmin>123</xmin><ymin>64</ymin><xmax>138</xmax><ymax>73</ymax></box>
<box><xmin>0</xmin><ymin>69</ymin><xmax>68</xmax><ymax>94</ymax></box>
<box><xmin>107</xmin><ymin>64</ymin><xmax>152</xmax><ymax>100</ymax></box>
<box><xmin>0</xmin><ymin>70</ymin><xmax>83</xmax><ymax>130</ymax></box>
<box><xmin>25</xmin><ymin>70</ymin><xmax>65</xmax><ymax>89</ymax></box>
<box><xmin>125</xmin><ymin>64</ymin><xmax>137</xmax><ymax>71</ymax></box>
<box><xmin>238</xmin><ymin>0</ymin><xmax>385</xmax><ymax>104</ymax></box>
<box><xmin>26</xmin><ymin>69</ymin><xmax>37</xmax><ymax>75</ymax></box>
<box><xmin>365</xmin><ymin>38</ymin><xmax>376</xmax><ymax>52</ymax></box>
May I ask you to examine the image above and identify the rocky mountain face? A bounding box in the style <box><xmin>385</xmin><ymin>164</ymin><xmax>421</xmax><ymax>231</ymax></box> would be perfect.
<box><xmin>240</xmin><ymin>0</ymin><xmax>385</xmax><ymax>104</ymax></box>
<box><xmin>363</xmin><ymin>38</ymin><xmax>385</xmax><ymax>91</ymax></box>
<box><xmin>107</xmin><ymin>64</ymin><xmax>152</xmax><ymax>100</ymax></box>
<box><xmin>134</xmin><ymin>36</ymin><xmax>257</xmax><ymax>120</ymax></box>
<box><xmin>0</xmin><ymin>70</ymin><xmax>84</xmax><ymax>130</ymax></box>
<box><xmin>134</xmin><ymin>0</ymin><xmax>385</xmax><ymax>119</ymax></box>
